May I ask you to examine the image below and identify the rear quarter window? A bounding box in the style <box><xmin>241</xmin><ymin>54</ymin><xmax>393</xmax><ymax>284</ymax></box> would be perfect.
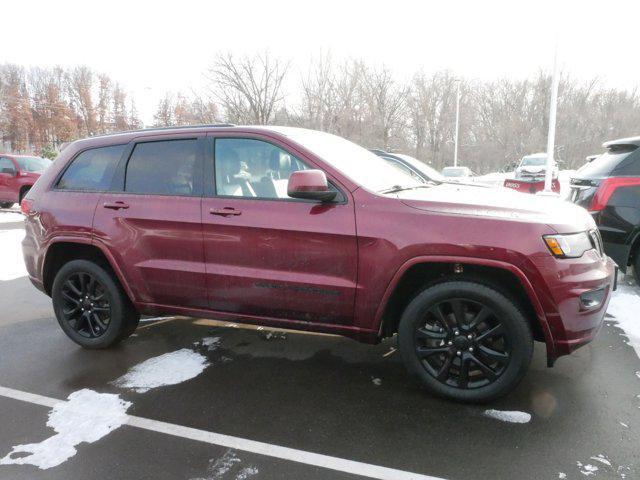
<box><xmin>57</xmin><ymin>145</ymin><xmax>126</xmax><ymax>191</ymax></box>
<box><xmin>579</xmin><ymin>147</ymin><xmax>640</xmax><ymax>178</ymax></box>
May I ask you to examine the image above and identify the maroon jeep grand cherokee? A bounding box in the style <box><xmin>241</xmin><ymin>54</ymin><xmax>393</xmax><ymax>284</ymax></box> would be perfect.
<box><xmin>21</xmin><ymin>125</ymin><xmax>616</xmax><ymax>402</ymax></box>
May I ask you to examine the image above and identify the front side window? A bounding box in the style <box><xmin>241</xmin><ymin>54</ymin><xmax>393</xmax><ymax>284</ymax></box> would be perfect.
<box><xmin>57</xmin><ymin>145</ymin><xmax>125</xmax><ymax>191</ymax></box>
<box><xmin>214</xmin><ymin>138</ymin><xmax>309</xmax><ymax>199</ymax></box>
<box><xmin>125</xmin><ymin>139</ymin><xmax>198</xmax><ymax>196</ymax></box>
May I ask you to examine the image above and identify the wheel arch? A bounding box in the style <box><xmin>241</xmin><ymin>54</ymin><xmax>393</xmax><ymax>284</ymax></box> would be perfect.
<box><xmin>375</xmin><ymin>256</ymin><xmax>555</xmax><ymax>358</ymax></box>
<box><xmin>42</xmin><ymin>239</ymin><xmax>135</xmax><ymax>304</ymax></box>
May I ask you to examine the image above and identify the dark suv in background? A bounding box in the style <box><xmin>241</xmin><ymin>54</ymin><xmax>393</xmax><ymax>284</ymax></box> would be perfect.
<box><xmin>569</xmin><ymin>136</ymin><xmax>640</xmax><ymax>282</ymax></box>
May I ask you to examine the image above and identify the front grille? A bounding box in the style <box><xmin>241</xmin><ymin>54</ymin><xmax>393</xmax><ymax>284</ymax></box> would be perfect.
<box><xmin>589</xmin><ymin>229</ymin><xmax>604</xmax><ymax>256</ymax></box>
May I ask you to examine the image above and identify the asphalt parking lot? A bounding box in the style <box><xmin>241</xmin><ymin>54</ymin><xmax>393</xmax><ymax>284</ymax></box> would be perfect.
<box><xmin>0</xmin><ymin>212</ymin><xmax>639</xmax><ymax>480</ymax></box>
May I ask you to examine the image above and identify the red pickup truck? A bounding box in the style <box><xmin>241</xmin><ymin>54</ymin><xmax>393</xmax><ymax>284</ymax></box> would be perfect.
<box><xmin>0</xmin><ymin>154</ymin><xmax>51</xmax><ymax>208</ymax></box>
<box><xmin>21</xmin><ymin>126</ymin><xmax>616</xmax><ymax>402</ymax></box>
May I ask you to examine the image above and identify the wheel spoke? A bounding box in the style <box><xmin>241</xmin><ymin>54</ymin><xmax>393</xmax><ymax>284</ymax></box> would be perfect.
<box><xmin>93</xmin><ymin>305</ymin><xmax>110</xmax><ymax>312</ymax></box>
<box><xmin>79</xmin><ymin>273</ymin><xmax>87</xmax><ymax>295</ymax></box>
<box><xmin>64</xmin><ymin>280</ymin><xmax>82</xmax><ymax>297</ymax></box>
<box><xmin>87</xmin><ymin>276</ymin><xmax>96</xmax><ymax>297</ymax></box>
<box><xmin>478</xmin><ymin>345</ymin><xmax>509</xmax><ymax>364</ymax></box>
<box><xmin>458</xmin><ymin>356</ymin><xmax>470</xmax><ymax>387</ymax></box>
<box><xmin>62</xmin><ymin>291</ymin><xmax>80</xmax><ymax>305</ymax></box>
<box><xmin>476</xmin><ymin>323</ymin><xmax>505</xmax><ymax>342</ymax></box>
<box><xmin>85</xmin><ymin>313</ymin><xmax>100</xmax><ymax>337</ymax></box>
<box><xmin>63</xmin><ymin>305</ymin><xmax>79</xmax><ymax>316</ymax></box>
<box><xmin>416</xmin><ymin>327</ymin><xmax>447</xmax><ymax>341</ymax></box>
<box><xmin>469</xmin><ymin>306</ymin><xmax>491</xmax><ymax>330</ymax></box>
<box><xmin>451</xmin><ymin>300</ymin><xmax>466</xmax><ymax>328</ymax></box>
<box><xmin>469</xmin><ymin>354</ymin><xmax>498</xmax><ymax>380</ymax></box>
<box><xmin>74</xmin><ymin>314</ymin><xmax>86</xmax><ymax>332</ymax></box>
<box><xmin>92</xmin><ymin>313</ymin><xmax>107</xmax><ymax>331</ymax></box>
<box><xmin>436</xmin><ymin>353</ymin><xmax>455</xmax><ymax>381</ymax></box>
<box><xmin>417</xmin><ymin>346</ymin><xmax>451</xmax><ymax>358</ymax></box>
<box><xmin>429</xmin><ymin>305</ymin><xmax>450</xmax><ymax>332</ymax></box>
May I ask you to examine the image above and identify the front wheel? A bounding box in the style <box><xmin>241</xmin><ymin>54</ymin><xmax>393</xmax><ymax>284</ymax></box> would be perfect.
<box><xmin>0</xmin><ymin>202</ymin><xmax>14</xmax><ymax>209</ymax></box>
<box><xmin>52</xmin><ymin>260</ymin><xmax>139</xmax><ymax>349</ymax></box>
<box><xmin>398</xmin><ymin>280</ymin><xmax>533</xmax><ymax>403</ymax></box>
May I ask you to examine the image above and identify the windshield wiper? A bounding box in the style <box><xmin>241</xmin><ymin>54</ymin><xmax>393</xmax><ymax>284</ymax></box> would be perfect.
<box><xmin>379</xmin><ymin>184</ymin><xmax>434</xmax><ymax>194</ymax></box>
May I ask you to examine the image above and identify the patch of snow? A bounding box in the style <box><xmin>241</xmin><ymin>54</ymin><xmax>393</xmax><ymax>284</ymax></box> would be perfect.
<box><xmin>0</xmin><ymin>229</ymin><xmax>27</xmax><ymax>281</ymax></box>
<box><xmin>619</xmin><ymin>421</ymin><xmax>629</xmax><ymax>429</ymax></box>
<box><xmin>558</xmin><ymin>473</ymin><xmax>566</xmax><ymax>479</ymax></box>
<box><xmin>590</xmin><ymin>454</ymin><xmax>612</xmax><ymax>466</ymax></box>
<box><xmin>483</xmin><ymin>409</ymin><xmax>532</xmax><ymax>424</ymax></box>
<box><xmin>236</xmin><ymin>466</ymin><xmax>259</xmax><ymax>479</ymax></box>
<box><xmin>0</xmin><ymin>212</ymin><xmax>24</xmax><ymax>223</ymax></box>
<box><xmin>191</xmin><ymin>450</ymin><xmax>258</xmax><ymax>480</ymax></box>
<box><xmin>371</xmin><ymin>377</ymin><xmax>382</xmax><ymax>386</ymax></box>
<box><xmin>607</xmin><ymin>284</ymin><xmax>640</xmax><ymax>359</ymax></box>
<box><xmin>112</xmin><ymin>349</ymin><xmax>209</xmax><ymax>393</ymax></box>
<box><xmin>0</xmin><ymin>389</ymin><xmax>130</xmax><ymax>469</ymax></box>
<box><xmin>199</xmin><ymin>336</ymin><xmax>222</xmax><ymax>351</ymax></box>
<box><xmin>576</xmin><ymin>461</ymin><xmax>598</xmax><ymax>476</ymax></box>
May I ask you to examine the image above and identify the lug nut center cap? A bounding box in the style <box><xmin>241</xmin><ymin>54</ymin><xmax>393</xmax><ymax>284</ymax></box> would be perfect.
<box><xmin>453</xmin><ymin>336</ymin><xmax>470</xmax><ymax>350</ymax></box>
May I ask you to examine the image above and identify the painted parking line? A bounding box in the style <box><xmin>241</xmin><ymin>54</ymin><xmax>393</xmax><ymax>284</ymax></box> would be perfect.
<box><xmin>0</xmin><ymin>385</ymin><xmax>445</xmax><ymax>480</ymax></box>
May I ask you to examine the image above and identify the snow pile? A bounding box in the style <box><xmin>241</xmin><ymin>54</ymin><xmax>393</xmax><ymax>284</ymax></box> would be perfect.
<box><xmin>576</xmin><ymin>461</ymin><xmax>598</xmax><ymax>476</ymax></box>
<box><xmin>483</xmin><ymin>409</ymin><xmax>532</xmax><ymax>423</ymax></box>
<box><xmin>192</xmin><ymin>450</ymin><xmax>259</xmax><ymax>480</ymax></box>
<box><xmin>607</xmin><ymin>284</ymin><xmax>640</xmax><ymax>359</ymax></box>
<box><xmin>0</xmin><ymin>389</ymin><xmax>131</xmax><ymax>469</ymax></box>
<box><xmin>0</xmin><ymin>212</ymin><xmax>24</xmax><ymax>223</ymax></box>
<box><xmin>0</xmin><ymin>229</ymin><xmax>27</xmax><ymax>281</ymax></box>
<box><xmin>112</xmin><ymin>349</ymin><xmax>209</xmax><ymax>393</ymax></box>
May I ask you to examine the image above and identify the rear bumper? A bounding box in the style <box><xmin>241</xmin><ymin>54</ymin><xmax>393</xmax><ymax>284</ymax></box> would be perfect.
<box><xmin>531</xmin><ymin>252</ymin><xmax>616</xmax><ymax>358</ymax></box>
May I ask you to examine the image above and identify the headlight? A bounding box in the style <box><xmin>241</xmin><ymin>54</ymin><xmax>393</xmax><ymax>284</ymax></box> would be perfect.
<box><xmin>543</xmin><ymin>232</ymin><xmax>593</xmax><ymax>258</ymax></box>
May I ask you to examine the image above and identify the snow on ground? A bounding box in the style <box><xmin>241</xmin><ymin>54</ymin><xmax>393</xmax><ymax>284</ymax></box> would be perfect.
<box><xmin>112</xmin><ymin>349</ymin><xmax>210</xmax><ymax>393</ymax></box>
<box><xmin>0</xmin><ymin>229</ymin><xmax>27</xmax><ymax>281</ymax></box>
<box><xmin>0</xmin><ymin>389</ymin><xmax>131</xmax><ymax>469</ymax></box>
<box><xmin>483</xmin><ymin>409</ymin><xmax>532</xmax><ymax>424</ymax></box>
<box><xmin>607</xmin><ymin>281</ymin><xmax>640</xmax><ymax>359</ymax></box>
<box><xmin>0</xmin><ymin>211</ymin><xmax>24</xmax><ymax>223</ymax></box>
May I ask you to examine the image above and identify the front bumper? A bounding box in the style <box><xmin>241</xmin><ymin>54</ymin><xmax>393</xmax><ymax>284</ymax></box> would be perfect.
<box><xmin>531</xmin><ymin>251</ymin><xmax>617</xmax><ymax>358</ymax></box>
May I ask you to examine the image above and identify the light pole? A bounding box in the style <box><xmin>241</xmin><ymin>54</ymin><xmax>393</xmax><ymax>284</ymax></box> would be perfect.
<box><xmin>453</xmin><ymin>79</ymin><xmax>461</xmax><ymax>168</ymax></box>
<box><xmin>543</xmin><ymin>44</ymin><xmax>560</xmax><ymax>193</ymax></box>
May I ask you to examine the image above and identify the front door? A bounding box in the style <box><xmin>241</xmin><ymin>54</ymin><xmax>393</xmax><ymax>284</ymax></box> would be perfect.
<box><xmin>201</xmin><ymin>134</ymin><xmax>358</xmax><ymax>325</ymax></box>
<box><xmin>92</xmin><ymin>135</ymin><xmax>207</xmax><ymax>309</ymax></box>
<box><xmin>0</xmin><ymin>157</ymin><xmax>17</xmax><ymax>202</ymax></box>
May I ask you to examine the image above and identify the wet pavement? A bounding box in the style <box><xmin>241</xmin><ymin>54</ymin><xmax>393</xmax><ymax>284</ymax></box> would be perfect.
<box><xmin>0</xmin><ymin>219</ymin><xmax>639</xmax><ymax>480</ymax></box>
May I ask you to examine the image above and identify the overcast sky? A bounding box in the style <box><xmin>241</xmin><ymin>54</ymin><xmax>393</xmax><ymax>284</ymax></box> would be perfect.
<box><xmin>3</xmin><ymin>0</ymin><xmax>640</xmax><ymax>124</ymax></box>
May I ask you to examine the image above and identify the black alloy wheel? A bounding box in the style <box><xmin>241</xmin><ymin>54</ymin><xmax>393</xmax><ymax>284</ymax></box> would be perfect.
<box><xmin>60</xmin><ymin>272</ymin><xmax>112</xmax><ymax>338</ymax></box>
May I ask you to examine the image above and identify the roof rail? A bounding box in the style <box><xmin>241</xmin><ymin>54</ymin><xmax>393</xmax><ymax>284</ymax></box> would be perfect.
<box><xmin>87</xmin><ymin>123</ymin><xmax>236</xmax><ymax>139</ymax></box>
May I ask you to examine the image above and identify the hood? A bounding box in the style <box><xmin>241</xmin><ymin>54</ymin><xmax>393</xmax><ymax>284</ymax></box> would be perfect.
<box><xmin>518</xmin><ymin>166</ymin><xmax>546</xmax><ymax>173</ymax></box>
<box><xmin>397</xmin><ymin>183</ymin><xmax>595</xmax><ymax>233</ymax></box>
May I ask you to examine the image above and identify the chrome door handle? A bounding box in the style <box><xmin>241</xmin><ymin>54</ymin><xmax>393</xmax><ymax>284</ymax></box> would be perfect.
<box><xmin>103</xmin><ymin>201</ymin><xmax>130</xmax><ymax>210</ymax></box>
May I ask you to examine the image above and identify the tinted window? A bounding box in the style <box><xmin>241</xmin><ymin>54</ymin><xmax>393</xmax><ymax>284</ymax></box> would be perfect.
<box><xmin>0</xmin><ymin>157</ymin><xmax>16</xmax><ymax>173</ymax></box>
<box><xmin>125</xmin><ymin>139</ymin><xmax>198</xmax><ymax>196</ymax></box>
<box><xmin>57</xmin><ymin>145</ymin><xmax>125</xmax><ymax>191</ymax></box>
<box><xmin>215</xmin><ymin>138</ymin><xmax>310</xmax><ymax>199</ymax></box>
<box><xmin>578</xmin><ymin>149</ymin><xmax>638</xmax><ymax>178</ymax></box>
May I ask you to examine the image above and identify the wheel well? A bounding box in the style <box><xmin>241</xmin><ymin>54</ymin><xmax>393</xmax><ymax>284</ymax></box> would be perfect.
<box><xmin>380</xmin><ymin>262</ymin><xmax>544</xmax><ymax>342</ymax></box>
<box><xmin>628</xmin><ymin>232</ymin><xmax>640</xmax><ymax>267</ymax></box>
<box><xmin>42</xmin><ymin>242</ymin><xmax>118</xmax><ymax>296</ymax></box>
<box><xmin>19</xmin><ymin>185</ymin><xmax>31</xmax><ymax>202</ymax></box>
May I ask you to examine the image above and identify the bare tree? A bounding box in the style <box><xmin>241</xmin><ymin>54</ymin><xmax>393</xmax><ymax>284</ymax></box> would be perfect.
<box><xmin>206</xmin><ymin>52</ymin><xmax>289</xmax><ymax>124</ymax></box>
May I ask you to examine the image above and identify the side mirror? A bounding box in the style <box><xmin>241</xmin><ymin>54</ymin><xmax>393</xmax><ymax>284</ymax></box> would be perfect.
<box><xmin>1</xmin><ymin>167</ymin><xmax>16</xmax><ymax>176</ymax></box>
<box><xmin>288</xmin><ymin>170</ymin><xmax>337</xmax><ymax>202</ymax></box>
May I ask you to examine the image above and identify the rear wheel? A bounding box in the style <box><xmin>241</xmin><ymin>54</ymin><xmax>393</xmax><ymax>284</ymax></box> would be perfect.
<box><xmin>398</xmin><ymin>280</ymin><xmax>533</xmax><ymax>403</ymax></box>
<box><xmin>52</xmin><ymin>260</ymin><xmax>139</xmax><ymax>349</ymax></box>
<box><xmin>0</xmin><ymin>202</ymin><xmax>14</xmax><ymax>209</ymax></box>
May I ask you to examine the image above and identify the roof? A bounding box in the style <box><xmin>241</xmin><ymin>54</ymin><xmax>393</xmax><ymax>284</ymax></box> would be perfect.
<box><xmin>0</xmin><ymin>153</ymin><xmax>44</xmax><ymax>158</ymax></box>
<box><xmin>603</xmin><ymin>135</ymin><xmax>640</xmax><ymax>149</ymax></box>
<box><xmin>88</xmin><ymin>123</ymin><xmax>236</xmax><ymax>140</ymax></box>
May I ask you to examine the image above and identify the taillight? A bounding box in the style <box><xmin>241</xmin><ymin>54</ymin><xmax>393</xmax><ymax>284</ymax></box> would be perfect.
<box><xmin>589</xmin><ymin>177</ymin><xmax>640</xmax><ymax>211</ymax></box>
<box><xmin>20</xmin><ymin>198</ymin><xmax>33</xmax><ymax>215</ymax></box>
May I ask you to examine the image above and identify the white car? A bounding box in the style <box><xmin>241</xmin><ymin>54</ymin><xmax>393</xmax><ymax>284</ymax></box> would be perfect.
<box><xmin>441</xmin><ymin>166</ymin><xmax>474</xmax><ymax>180</ymax></box>
<box><xmin>515</xmin><ymin>153</ymin><xmax>558</xmax><ymax>180</ymax></box>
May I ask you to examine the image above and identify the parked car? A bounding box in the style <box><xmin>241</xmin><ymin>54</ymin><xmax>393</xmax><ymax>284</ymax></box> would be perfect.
<box><xmin>22</xmin><ymin>125</ymin><xmax>616</xmax><ymax>402</ymax></box>
<box><xmin>369</xmin><ymin>149</ymin><xmax>445</xmax><ymax>183</ymax></box>
<box><xmin>0</xmin><ymin>154</ymin><xmax>51</xmax><ymax>208</ymax></box>
<box><xmin>441</xmin><ymin>166</ymin><xmax>475</xmax><ymax>179</ymax></box>
<box><xmin>569</xmin><ymin>136</ymin><xmax>640</xmax><ymax>282</ymax></box>
<box><xmin>515</xmin><ymin>153</ymin><xmax>559</xmax><ymax>181</ymax></box>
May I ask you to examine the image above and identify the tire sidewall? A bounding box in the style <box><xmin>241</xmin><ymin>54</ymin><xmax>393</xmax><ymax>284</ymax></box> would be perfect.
<box><xmin>52</xmin><ymin>260</ymin><xmax>126</xmax><ymax>349</ymax></box>
<box><xmin>398</xmin><ymin>281</ymin><xmax>533</xmax><ymax>403</ymax></box>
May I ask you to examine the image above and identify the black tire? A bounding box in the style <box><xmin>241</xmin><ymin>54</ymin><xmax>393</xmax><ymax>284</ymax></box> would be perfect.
<box><xmin>52</xmin><ymin>259</ymin><xmax>139</xmax><ymax>349</ymax></box>
<box><xmin>0</xmin><ymin>201</ymin><xmax>14</xmax><ymax>209</ymax></box>
<box><xmin>633</xmin><ymin>250</ymin><xmax>640</xmax><ymax>286</ymax></box>
<box><xmin>398</xmin><ymin>280</ymin><xmax>533</xmax><ymax>403</ymax></box>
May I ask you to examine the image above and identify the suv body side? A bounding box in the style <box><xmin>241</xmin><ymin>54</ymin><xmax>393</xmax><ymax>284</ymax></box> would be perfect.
<box><xmin>0</xmin><ymin>155</ymin><xmax>43</xmax><ymax>204</ymax></box>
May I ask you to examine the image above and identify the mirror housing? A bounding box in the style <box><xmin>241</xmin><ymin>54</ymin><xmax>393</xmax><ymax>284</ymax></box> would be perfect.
<box><xmin>288</xmin><ymin>170</ymin><xmax>337</xmax><ymax>202</ymax></box>
<box><xmin>1</xmin><ymin>167</ymin><xmax>17</xmax><ymax>176</ymax></box>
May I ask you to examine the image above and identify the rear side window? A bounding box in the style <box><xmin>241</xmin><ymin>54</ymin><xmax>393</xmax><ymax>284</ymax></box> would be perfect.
<box><xmin>125</xmin><ymin>139</ymin><xmax>198</xmax><ymax>196</ymax></box>
<box><xmin>57</xmin><ymin>145</ymin><xmax>125</xmax><ymax>191</ymax></box>
<box><xmin>579</xmin><ymin>147</ymin><xmax>639</xmax><ymax>178</ymax></box>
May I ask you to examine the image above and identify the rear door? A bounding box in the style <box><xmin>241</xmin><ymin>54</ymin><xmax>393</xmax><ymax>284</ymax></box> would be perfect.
<box><xmin>92</xmin><ymin>134</ymin><xmax>207</xmax><ymax>309</ymax></box>
<box><xmin>201</xmin><ymin>133</ymin><xmax>358</xmax><ymax>325</ymax></box>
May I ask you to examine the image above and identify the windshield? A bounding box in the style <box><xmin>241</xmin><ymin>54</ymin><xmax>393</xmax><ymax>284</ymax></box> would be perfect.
<box><xmin>16</xmin><ymin>156</ymin><xmax>51</xmax><ymax>173</ymax></box>
<box><xmin>273</xmin><ymin>128</ymin><xmax>421</xmax><ymax>192</ymax></box>
<box><xmin>521</xmin><ymin>156</ymin><xmax>547</xmax><ymax>167</ymax></box>
<box><xmin>393</xmin><ymin>154</ymin><xmax>445</xmax><ymax>181</ymax></box>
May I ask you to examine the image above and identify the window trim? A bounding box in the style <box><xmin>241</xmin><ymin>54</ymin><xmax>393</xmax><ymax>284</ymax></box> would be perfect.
<box><xmin>206</xmin><ymin>135</ymin><xmax>346</xmax><ymax>204</ymax></box>
<box><xmin>109</xmin><ymin>135</ymin><xmax>206</xmax><ymax>198</ymax></box>
<box><xmin>53</xmin><ymin>144</ymin><xmax>128</xmax><ymax>193</ymax></box>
